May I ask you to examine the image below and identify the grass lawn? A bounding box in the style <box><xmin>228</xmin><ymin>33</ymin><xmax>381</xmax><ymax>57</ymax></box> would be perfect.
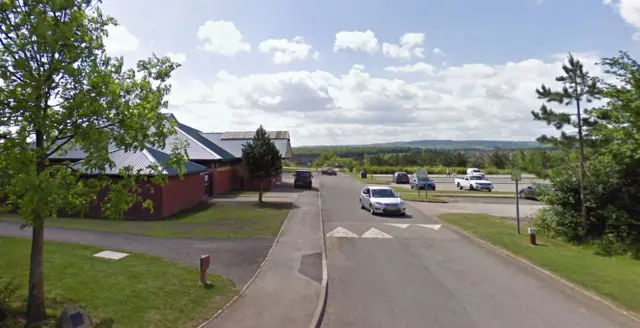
<box><xmin>0</xmin><ymin>236</ymin><xmax>238</xmax><ymax>328</ymax></box>
<box><xmin>0</xmin><ymin>201</ymin><xmax>292</xmax><ymax>239</ymax></box>
<box><xmin>438</xmin><ymin>213</ymin><xmax>640</xmax><ymax>314</ymax></box>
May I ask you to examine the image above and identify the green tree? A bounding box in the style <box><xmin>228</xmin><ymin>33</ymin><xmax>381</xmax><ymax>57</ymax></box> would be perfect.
<box><xmin>0</xmin><ymin>0</ymin><xmax>185</xmax><ymax>323</ymax></box>
<box><xmin>531</xmin><ymin>53</ymin><xmax>601</xmax><ymax>231</ymax></box>
<box><xmin>241</xmin><ymin>125</ymin><xmax>283</xmax><ymax>203</ymax></box>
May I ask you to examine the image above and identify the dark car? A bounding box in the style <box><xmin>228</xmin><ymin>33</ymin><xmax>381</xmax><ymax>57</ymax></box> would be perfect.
<box><xmin>410</xmin><ymin>174</ymin><xmax>436</xmax><ymax>190</ymax></box>
<box><xmin>392</xmin><ymin>172</ymin><xmax>410</xmax><ymax>184</ymax></box>
<box><xmin>519</xmin><ymin>183</ymin><xmax>553</xmax><ymax>200</ymax></box>
<box><xmin>321</xmin><ymin>167</ymin><xmax>337</xmax><ymax>176</ymax></box>
<box><xmin>294</xmin><ymin>170</ymin><xmax>313</xmax><ymax>189</ymax></box>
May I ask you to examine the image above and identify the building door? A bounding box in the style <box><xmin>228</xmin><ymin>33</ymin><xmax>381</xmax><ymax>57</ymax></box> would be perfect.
<box><xmin>203</xmin><ymin>173</ymin><xmax>213</xmax><ymax>197</ymax></box>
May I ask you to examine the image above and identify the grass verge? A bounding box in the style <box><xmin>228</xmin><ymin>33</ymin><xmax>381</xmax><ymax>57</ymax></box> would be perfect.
<box><xmin>438</xmin><ymin>213</ymin><xmax>640</xmax><ymax>314</ymax></box>
<box><xmin>390</xmin><ymin>186</ymin><xmax>515</xmax><ymax>198</ymax></box>
<box><xmin>0</xmin><ymin>201</ymin><xmax>292</xmax><ymax>239</ymax></box>
<box><xmin>0</xmin><ymin>236</ymin><xmax>238</xmax><ymax>328</ymax></box>
<box><xmin>397</xmin><ymin>192</ymin><xmax>448</xmax><ymax>203</ymax></box>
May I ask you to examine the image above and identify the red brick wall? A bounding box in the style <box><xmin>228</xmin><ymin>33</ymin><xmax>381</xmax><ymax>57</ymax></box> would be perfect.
<box><xmin>76</xmin><ymin>177</ymin><xmax>164</xmax><ymax>220</ymax></box>
<box><xmin>212</xmin><ymin>166</ymin><xmax>233</xmax><ymax>195</ymax></box>
<box><xmin>162</xmin><ymin>173</ymin><xmax>205</xmax><ymax>217</ymax></box>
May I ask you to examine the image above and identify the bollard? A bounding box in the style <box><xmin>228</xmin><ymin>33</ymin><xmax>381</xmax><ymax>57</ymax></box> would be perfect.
<box><xmin>528</xmin><ymin>227</ymin><xmax>537</xmax><ymax>245</ymax></box>
<box><xmin>200</xmin><ymin>255</ymin><xmax>211</xmax><ymax>286</ymax></box>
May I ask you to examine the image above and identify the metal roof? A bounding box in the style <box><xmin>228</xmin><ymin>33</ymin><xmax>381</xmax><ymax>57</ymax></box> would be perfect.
<box><xmin>220</xmin><ymin>131</ymin><xmax>290</xmax><ymax>140</ymax></box>
<box><xmin>72</xmin><ymin>146</ymin><xmax>207</xmax><ymax>176</ymax></box>
<box><xmin>199</xmin><ymin>132</ymin><xmax>292</xmax><ymax>159</ymax></box>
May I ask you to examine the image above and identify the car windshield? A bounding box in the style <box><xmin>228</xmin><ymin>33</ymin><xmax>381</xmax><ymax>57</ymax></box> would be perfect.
<box><xmin>417</xmin><ymin>177</ymin><xmax>428</xmax><ymax>182</ymax></box>
<box><xmin>371</xmin><ymin>189</ymin><xmax>397</xmax><ymax>198</ymax></box>
<box><xmin>296</xmin><ymin>171</ymin><xmax>311</xmax><ymax>177</ymax></box>
<box><xmin>397</xmin><ymin>173</ymin><xmax>408</xmax><ymax>177</ymax></box>
<box><xmin>469</xmin><ymin>176</ymin><xmax>484</xmax><ymax>181</ymax></box>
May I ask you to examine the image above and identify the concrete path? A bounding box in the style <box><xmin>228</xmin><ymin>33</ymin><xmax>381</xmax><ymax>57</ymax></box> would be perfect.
<box><xmin>0</xmin><ymin>221</ymin><xmax>272</xmax><ymax>285</ymax></box>
<box><xmin>208</xmin><ymin>188</ymin><xmax>324</xmax><ymax>328</ymax></box>
<box><xmin>319</xmin><ymin>175</ymin><xmax>638</xmax><ymax>328</ymax></box>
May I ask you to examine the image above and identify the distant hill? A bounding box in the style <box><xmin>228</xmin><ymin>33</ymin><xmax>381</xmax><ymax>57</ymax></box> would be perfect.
<box><xmin>295</xmin><ymin>139</ymin><xmax>545</xmax><ymax>150</ymax></box>
<box><xmin>367</xmin><ymin>139</ymin><xmax>544</xmax><ymax>149</ymax></box>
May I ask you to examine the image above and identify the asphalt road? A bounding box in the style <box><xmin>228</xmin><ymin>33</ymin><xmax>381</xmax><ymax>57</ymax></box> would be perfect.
<box><xmin>318</xmin><ymin>175</ymin><xmax>638</xmax><ymax>328</ymax></box>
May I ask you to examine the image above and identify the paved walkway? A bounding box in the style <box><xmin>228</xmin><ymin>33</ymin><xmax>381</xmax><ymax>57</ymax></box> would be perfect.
<box><xmin>208</xmin><ymin>188</ymin><xmax>323</xmax><ymax>328</ymax></box>
<box><xmin>0</xmin><ymin>221</ymin><xmax>272</xmax><ymax>285</ymax></box>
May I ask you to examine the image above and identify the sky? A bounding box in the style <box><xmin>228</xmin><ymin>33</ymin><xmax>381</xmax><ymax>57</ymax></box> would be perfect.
<box><xmin>100</xmin><ymin>0</ymin><xmax>640</xmax><ymax>147</ymax></box>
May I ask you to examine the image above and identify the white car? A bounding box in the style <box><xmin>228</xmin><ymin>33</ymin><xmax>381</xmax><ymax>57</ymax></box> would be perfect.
<box><xmin>454</xmin><ymin>174</ymin><xmax>494</xmax><ymax>191</ymax></box>
<box><xmin>359</xmin><ymin>186</ymin><xmax>406</xmax><ymax>215</ymax></box>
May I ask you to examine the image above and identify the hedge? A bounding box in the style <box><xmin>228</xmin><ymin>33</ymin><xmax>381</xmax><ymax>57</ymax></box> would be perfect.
<box><xmin>351</xmin><ymin>166</ymin><xmax>514</xmax><ymax>175</ymax></box>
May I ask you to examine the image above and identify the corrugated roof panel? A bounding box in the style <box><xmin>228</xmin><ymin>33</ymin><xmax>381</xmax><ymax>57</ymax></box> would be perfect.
<box><xmin>176</xmin><ymin>122</ymin><xmax>235</xmax><ymax>160</ymax></box>
<box><xmin>220</xmin><ymin>130</ymin><xmax>290</xmax><ymax>140</ymax></box>
<box><xmin>73</xmin><ymin>146</ymin><xmax>208</xmax><ymax>176</ymax></box>
<box><xmin>199</xmin><ymin>132</ymin><xmax>292</xmax><ymax>159</ymax></box>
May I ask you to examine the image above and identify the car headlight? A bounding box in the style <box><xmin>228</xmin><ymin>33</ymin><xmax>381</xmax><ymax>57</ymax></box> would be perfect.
<box><xmin>399</xmin><ymin>200</ymin><xmax>405</xmax><ymax>205</ymax></box>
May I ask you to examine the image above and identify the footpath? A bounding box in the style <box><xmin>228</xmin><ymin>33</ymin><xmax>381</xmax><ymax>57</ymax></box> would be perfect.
<box><xmin>205</xmin><ymin>188</ymin><xmax>324</xmax><ymax>328</ymax></box>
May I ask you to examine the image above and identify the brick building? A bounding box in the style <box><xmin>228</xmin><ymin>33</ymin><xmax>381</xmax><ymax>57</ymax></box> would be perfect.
<box><xmin>47</xmin><ymin>113</ymin><xmax>293</xmax><ymax>219</ymax></box>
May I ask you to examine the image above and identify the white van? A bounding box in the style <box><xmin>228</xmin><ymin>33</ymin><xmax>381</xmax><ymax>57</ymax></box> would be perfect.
<box><xmin>466</xmin><ymin>168</ymin><xmax>482</xmax><ymax>175</ymax></box>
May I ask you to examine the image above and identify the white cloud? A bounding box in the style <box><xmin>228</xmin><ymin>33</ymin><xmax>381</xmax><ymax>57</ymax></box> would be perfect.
<box><xmin>197</xmin><ymin>20</ymin><xmax>251</xmax><ymax>57</ymax></box>
<box><xmin>258</xmin><ymin>36</ymin><xmax>317</xmax><ymax>64</ymax></box>
<box><xmin>164</xmin><ymin>52</ymin><xmax>604</xmax><ymax>146</ymax></box>
<box><xmin>384</xmin><ymin>62</ymin><xmax>435</xmax><ymax>75</ymax></box>
<box><xmin>333</xmin><ymin>30</ymin><xmax>380</xmax><ymax>54</ymax></box>
<box><xmin>165</xmin><ymin>52</ymin><xmax>187</xmax><ymax>64</ymax></box>
<box><xmin>104</xmin><ymin>25</ymin><xmax>139</xmax><ymax>53</ymax></box>
<box><xmin>382</xmin><ymin>33</ymin><xmax>425</xmax><ymax>60</ymax></box>
<box><xmin>606</xmin><ymin>0</ymin><xmax>640</xmax><ymax>40</ymax></box>
<box><xmin>433</xmin><ymin>48</ymin><xmax>445</xmax><ymax>56</ymax></box>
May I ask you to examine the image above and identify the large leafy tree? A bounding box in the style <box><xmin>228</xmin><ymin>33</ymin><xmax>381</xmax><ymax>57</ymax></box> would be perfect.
<box><xmin>241</xmin><ymin>126</ymin><xmax>283</xmax><ymax>203</ymax></box>
<box><xmin>0</xmin><ymin>0</ymin><xmax>185</xmax><ymax>323</ymax></box>
<box><xmin>531</xmin><ymin>53</ymin><xmax>602</xmax><ymax>231</ymax></box>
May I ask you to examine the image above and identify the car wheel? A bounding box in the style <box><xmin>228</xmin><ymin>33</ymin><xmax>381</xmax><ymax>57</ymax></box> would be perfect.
<box><xmin>519</xmin><ymin>191</ymin><xmax>526</xmax><ymax>199</ymax></box>
<box><xmin>469</xmin><ymin>184</ymin><xmax>475</xmax><ymax>191</ymax></box>
<box><xmin>457</xmin><ymin>183</ymin><xmax>462</xmax><ymax>190</ymax></box>
<box><xmin>370</xmin><ymin>204</ymin><xmax>375</xmax><ymax>215</ymax></box>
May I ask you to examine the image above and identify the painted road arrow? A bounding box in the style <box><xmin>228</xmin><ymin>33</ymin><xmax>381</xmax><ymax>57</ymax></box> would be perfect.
<box><xmin>416</xmin><ymin>224</ymin><xmax>442</xmax><ymax>231</ymax></box>
<box><xmin>361</xmin><ymin>228</ymin><xmax>393</xmax><ymax>239</ymax></box>
<box><xmin>326</xmin><ymin>227</ymin><xmax>359</xmax><ymax>238</ymax></box>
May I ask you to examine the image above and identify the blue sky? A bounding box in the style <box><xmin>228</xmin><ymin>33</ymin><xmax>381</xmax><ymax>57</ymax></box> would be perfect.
<box><xmin>101</xmin><ymin>0</ymin><xmax>638</xmax><ymax>146</ymax></box>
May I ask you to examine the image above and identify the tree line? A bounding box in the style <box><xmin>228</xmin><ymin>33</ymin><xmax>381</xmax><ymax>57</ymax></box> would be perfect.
<box><xmin>308</xmin><ymin>147</ymin><xmax>564</xmax><ymax>176</ymax></box>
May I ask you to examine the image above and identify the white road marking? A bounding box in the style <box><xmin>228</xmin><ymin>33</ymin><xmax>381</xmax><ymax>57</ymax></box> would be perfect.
<box><xmin>326</xmin><ymin>227</ymin><xmax>359</xmax><ymax>238</ymax></box>
<box><xmin>93</xmin><ymin>250</ymin><xmax>130</xmax><ymax>260</ymax></box>
<box><xmin>416</xmin><ymin>224</ymin><xmax>442</xmax><ymax>231</ymax></box>
<box><xmin>361</xmin><ymin>228</ymin><xmax>393</xmax><ymax>239</ymax></box>
<box><xmin>384</xmin><ymin>223</ymin><xmax>410</xmax><ymax>229</ymax></box>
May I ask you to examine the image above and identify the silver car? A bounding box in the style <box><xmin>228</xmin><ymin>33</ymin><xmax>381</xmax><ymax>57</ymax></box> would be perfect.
<box><xmin>359</xmin><ymin>186</ymin><xmax>406</xmax><ymax>215</ymax></box>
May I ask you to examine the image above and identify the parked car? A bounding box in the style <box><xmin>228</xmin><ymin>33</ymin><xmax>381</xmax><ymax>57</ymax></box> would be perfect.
<box><xmin>410</xmin><ymin>174</ymin><xmax>436</xmax><ymax>190</ymax></box>
<box><xmin>293</xmin><ymin>170</ymin><xmax>313</xmax><ymax>189</ymax></box>
<box><xmin>519</xmin><ymin>183</ymin><xmax>553</xmax><ymax>200</ymax></box>
<box><xmin>392</xmin><ymin>172</ymin><xmax>410</xmax><ymax>184</ymax></box>
<box><xmin>454</xmin><ymin>174</ymin><xmax>494</xmax><ymax>191</ymax></box>
<box><xmin>466</xmin><ymin>167</ymin><xmax>482</xmax><ymax>176</ymax></box>
<box><xmin>359</xmin><ymin>186</ymin><xmax>406</xmax><ymax>216</ymax></box>
<box><xmin>320</xmin><ymin>167</ymin><xmax>337</xmax><ymax>176</ymax></box>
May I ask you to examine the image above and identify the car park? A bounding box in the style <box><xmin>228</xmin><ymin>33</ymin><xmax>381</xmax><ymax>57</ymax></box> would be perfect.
<box><xmin>454</xmin><ymin>174</ymin><xmax>494</xmax><ymax>191</ymax></box>
<box><xmin>359</xmin><ymin>186</ymin><xmax>406</xmax><ymax>216</ymax></box>
<box><xmin>320</xmin><ymin>167</ymin><xmax>337</xmax><ymax>175</ymax></box>
<box><xmin>410</xmin><ymin>174</ymin><xmax>436</xmax><ymax>190</ymax></box>
<box><xmin>519</xmin><ymin>183</ymin><xmax>553</xmax><ymax>200</ymax></box>
<box><xmin>392</xmin><ymin>171</ymin><xmax>410</xmax><ymax>184</ymax></box>
<box><xmin>293</xmin><ymin>170</ymin><xmax>313</xmax><ymax>189</ymax></box>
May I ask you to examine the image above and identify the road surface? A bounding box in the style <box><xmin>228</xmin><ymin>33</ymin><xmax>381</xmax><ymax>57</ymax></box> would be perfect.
<box><xmin>318</xmin><ymin>175</ymin><xmax>638</xmax><ymax>328</ymax></box>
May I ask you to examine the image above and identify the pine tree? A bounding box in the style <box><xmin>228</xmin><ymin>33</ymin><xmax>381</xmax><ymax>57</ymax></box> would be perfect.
<box><xmin>241</xmin><ymin>126</ymin><xmax>283</xmax><ymax>202</ymax></box>
<box><xmin>531</xmin><ymin>53</ymin><xmax>601</xmax><ymax>231</ymax></box>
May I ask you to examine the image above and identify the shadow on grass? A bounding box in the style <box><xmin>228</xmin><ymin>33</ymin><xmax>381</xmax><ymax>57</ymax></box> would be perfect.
<box><xmin>162</xmin><ymin>201</ymin><xmax>297</xmax><ymax>222</ymax></box>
